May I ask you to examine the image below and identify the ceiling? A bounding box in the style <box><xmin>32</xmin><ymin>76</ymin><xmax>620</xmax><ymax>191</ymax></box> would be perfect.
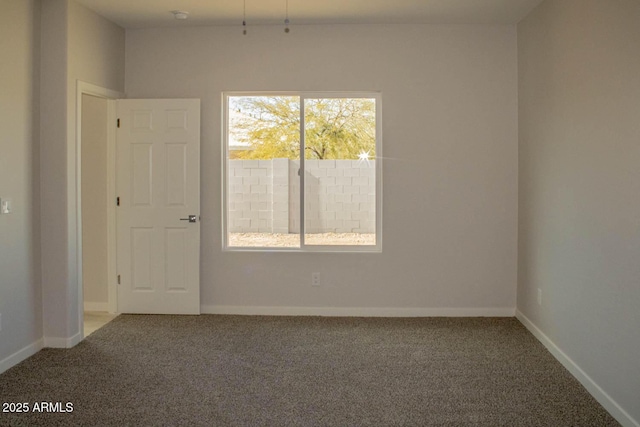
<box><xmin>74</xmin><ymin>0</ymin><xmax>545</xmax><ymax>29</ymax></box>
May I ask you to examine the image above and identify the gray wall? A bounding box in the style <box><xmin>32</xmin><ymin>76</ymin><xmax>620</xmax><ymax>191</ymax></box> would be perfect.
<box><xmin>40</xmin><ymin>0</ymin><xmax>125</xmax><ymax>342</ymax></box>
<box><xmin>126</xmin><ymin>24</ymin><xmax>518</xmax><ymax>314</ymax></box>
<box><xmin>81</xmin><ymin>94</ymin><xmax>109</xmax><ymax>308</ymax></box>
<box><xmin>40</xmin><ymin>0</ymin><xmax>70</xmax><ymax>344</ymax></box>
<box><xmin>0</xmin><ymin>0</ymin><xmax>42</xmax><ymax>371</ymax></box>
<box><xmin>517</xmin><ymin>0</ymin><xmax>640</xmax><ymax>424</ymax></box>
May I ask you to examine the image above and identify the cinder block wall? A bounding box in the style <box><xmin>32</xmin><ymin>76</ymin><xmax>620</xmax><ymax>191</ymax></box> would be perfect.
<box><xmin>228</xmin><ymin>160</ymin><xmax>274</xmax><ymax>232</ymax></box>
<box><xmin>228</xmin><ymin>159</ymin><xmax>375</xmax><ymax>233</ymax></box>
<box><xmin>303</xmin><ymin>160</ymin><xmax>376</xmax><ymax>233</ymax></box>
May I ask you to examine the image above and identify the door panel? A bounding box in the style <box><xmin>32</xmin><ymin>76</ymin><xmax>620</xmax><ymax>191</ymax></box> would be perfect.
<box><xmin>165</xmin><ymin>143</ymin><xmax>187</xmax><ymax>206</ymax></box>
<box><xmin>131</xmin><ymin>143</ymin><xmax>153</xmax><ymax>206</ymax></box>
<box><xmin>165</xmin><ymin>228</ymin><xmax>188</xmax><ymax>292</ymax></box>
<box><xmin>131</xmin><ymin>227</ymin><xmax>153</xmax><ymax>291</ymax></box>
<box><xmin>117</xmin><ymin>99</ymin><xmax>200</xmax><ymax>314</ymax></box>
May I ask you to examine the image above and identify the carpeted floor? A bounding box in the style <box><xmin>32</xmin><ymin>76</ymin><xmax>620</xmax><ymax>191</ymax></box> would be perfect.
<box><xmin>0</xmin><ymin>316</ymin><xmax>619</xmax><ymax>426</ymax></box>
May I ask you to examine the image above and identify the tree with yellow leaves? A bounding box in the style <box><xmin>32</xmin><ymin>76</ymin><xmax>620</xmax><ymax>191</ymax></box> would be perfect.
<box><xmin>229</xmin><ymin>96</ymin><xmax>376</xmax><ymax>160</ymax></box>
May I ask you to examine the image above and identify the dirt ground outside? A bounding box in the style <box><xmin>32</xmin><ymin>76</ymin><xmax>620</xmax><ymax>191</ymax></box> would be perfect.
<box><xmin>229</xmin><ymin>233</ymin><xmax>375</xmax><ymax>247</ymax></box>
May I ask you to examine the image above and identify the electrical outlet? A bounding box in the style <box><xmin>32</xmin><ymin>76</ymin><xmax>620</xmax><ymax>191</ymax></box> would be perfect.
<box><xmin>537</xmin><ymin>288</ymin><xmax>542</xmax><ymax>306</ymax></box>
<box><xmin>311</xmin><ymin>272</ymin><xmax>321</xmax><ymax>287</ymax></box>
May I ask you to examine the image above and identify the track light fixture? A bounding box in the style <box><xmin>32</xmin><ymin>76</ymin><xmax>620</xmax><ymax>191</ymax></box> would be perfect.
<box><xmin>284</xmin><ymin>0</ymin><xmax>290</xmax><ymax>33</ymax></box>
<box><xmin>240</xmin><ymin>0</ymin><xmax>291</xmax><ymax>35</ymax></box>
<box><xmin>242</xmin><ymin>0</ymin><xmax>247</xmax><ymax>34</ymax></box>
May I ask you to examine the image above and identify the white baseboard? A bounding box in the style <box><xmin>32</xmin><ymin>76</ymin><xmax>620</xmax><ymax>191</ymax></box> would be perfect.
<box><xmin>201</xmin><ymin>305</ymin><xmax>516</xmax><ymax>317</ymax></box>
<box><xmin>84</xmin><ymin>302</ymin><xmax>108</xmax><ymax>312</ymax></box>
<box><xmin>0</xmin><ymin>338</ymin><xmax>44</xmax><ymax>375</ymax></box>
<box><xmin>44</xmin><ymin>331</ymin><xmax>82</xmax><ymax>349</ymax></box>
<box><xmin>516</xmin><ymin>310</ymin><xmax>639</xmax><ymax>427</ymax></box>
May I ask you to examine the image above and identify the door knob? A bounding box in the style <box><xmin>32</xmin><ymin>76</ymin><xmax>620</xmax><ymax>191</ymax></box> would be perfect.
<box><xmin>180</xmin><ymin>215</ymin><xmax>198</xmax><ymax>223</ymax></box>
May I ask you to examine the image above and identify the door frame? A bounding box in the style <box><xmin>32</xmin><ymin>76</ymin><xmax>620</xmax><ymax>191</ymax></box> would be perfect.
<box><xmin>76</xmin><ymin>81</ymin><xmax>124</xmax><ymax>337</ymax></box>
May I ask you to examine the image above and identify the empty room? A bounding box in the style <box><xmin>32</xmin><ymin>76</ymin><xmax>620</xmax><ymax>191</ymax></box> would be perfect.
<box><xmin>0</xmin><ymin>0</ymin><xmax>638</xmax><ymax>425</ymax></box>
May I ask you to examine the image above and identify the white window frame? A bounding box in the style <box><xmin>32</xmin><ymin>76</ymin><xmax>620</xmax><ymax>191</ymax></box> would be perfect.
<box><xmin>222</xmin><ymin>91</ymin><xmax>382</xmax><ymax>252</ymax></box>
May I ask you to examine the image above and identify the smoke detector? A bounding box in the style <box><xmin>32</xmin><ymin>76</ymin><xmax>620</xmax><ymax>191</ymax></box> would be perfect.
<box><xmin>171</xmin><ymin>10</ymin><xmax>189</xmax><ymax>20</ymax></box>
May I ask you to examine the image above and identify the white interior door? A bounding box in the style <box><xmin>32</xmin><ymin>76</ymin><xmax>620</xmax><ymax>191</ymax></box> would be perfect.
<box><xmin>116</xmin><ymin>99</ymin><xmax>200</xmax><ymax>314</ymax></box>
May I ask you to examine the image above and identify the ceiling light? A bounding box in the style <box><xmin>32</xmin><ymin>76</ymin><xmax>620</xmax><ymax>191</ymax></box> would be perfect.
<box><xmin>171</xmin><ymin>10</ymin><xmax>189</xmax><ymax>20</ymax></box>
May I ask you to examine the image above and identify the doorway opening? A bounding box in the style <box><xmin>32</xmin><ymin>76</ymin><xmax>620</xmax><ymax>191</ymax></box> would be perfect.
<box><xmin>76</xmin><ymin>81</ymin><xmax>123</xmax><ymax>339</ymax></box>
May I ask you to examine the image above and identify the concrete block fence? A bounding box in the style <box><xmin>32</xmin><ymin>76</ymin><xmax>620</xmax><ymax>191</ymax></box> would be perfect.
<box><xmin>228</xmin><ymin>159</ymin><xmax>376</xmax><ymax>233</ymax></box>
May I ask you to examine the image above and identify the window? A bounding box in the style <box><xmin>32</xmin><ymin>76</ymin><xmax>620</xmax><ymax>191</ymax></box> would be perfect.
<box><xmin>223</xmin><ymin>93</ymin><xmax>381</xmax><ymax>251</ymax></box>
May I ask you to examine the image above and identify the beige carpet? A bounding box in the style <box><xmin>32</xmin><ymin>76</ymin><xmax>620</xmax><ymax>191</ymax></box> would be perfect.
<box><xmin>0</xmin><ymin>316</ymin><xmax>619</xmax><ymax>426</ymax></box>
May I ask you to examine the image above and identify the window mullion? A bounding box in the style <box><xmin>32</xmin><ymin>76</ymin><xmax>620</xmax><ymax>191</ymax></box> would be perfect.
<box><xmin>299</xmin><ymin>96</ymin><xmax>306</xmax><ymax>249</ymax></box>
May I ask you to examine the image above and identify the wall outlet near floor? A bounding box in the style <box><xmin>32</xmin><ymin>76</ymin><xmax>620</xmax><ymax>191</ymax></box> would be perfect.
<box><xmin>311</xmin><ymin>272</ymin><xmax>321</xmax><ymax>287</ymax></box>
<box><xmin>537</xmin><ymin>288</ymin><xmax>542</xmax><ymax>306</ymax></box>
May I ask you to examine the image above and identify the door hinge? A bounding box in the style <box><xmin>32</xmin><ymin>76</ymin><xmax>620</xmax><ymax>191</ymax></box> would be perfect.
<box><xmin>116</xmin><ymin>197</ymin><xmax>120</xmax><ymax>206</ymax></box>
<box><xmin>117</xmin><ymin>118</ymin><xmax>120</xmax><ymax>128</ymax></box>
<box><xmin>117</xmin><ymin>274</ymin><xmax>121</xmax><ymax>285</ymax></box>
